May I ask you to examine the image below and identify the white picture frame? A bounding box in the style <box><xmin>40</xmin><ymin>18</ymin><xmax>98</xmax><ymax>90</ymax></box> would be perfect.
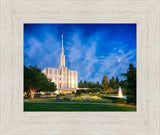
<box><xmin>0</xmin><ymin>0</ymin><xmax>160</xmax><ymax>134</ymax></box>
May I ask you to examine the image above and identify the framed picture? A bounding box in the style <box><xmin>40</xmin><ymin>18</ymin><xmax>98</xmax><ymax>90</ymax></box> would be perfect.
<box><xmin>24</xmin><ymin>23</ymin><xmax>136</xmax><ymax>112</ymax></box>
<box><xmin>0</xmin><ymin>0</ymin><xmax>160</xmax><ymax>134</ymax></box>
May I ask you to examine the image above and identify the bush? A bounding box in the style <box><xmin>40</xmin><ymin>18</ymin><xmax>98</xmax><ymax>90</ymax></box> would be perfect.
<box><xmin>75</xmin><ymin>90</ymin><xmax>82</xmax><ymax>96</ymax></box>
<box><xmin>46</xmin><ymin>92</ymin><xmax>51</xmax><ymax>95</ymax></box>
<box><xmin>126</xmin><ymin>95</ymin><xmax>136</xmax><ymax>105</ymax></box>
<box><xmin>91</xmin><ymin>96</ymin><xmax>101</xmax><ymax>101</ymax></box>
<box><xmin>72</xmin><ymin>91</ymin><xmax>75</xmax><ymax>94</ymax></box>
<box><xmin>104</xmin><ymin>87</ymin><xmax>113</xmax><ymax>94</ymax></box>
<box><xmin>73</xmin><ymin>97</ymin><xmax>82</xmax><ymax>102</ymax></box>
<box><xmin>98</xmin><ymin>94</ymin><xmax>107</xmax><ymax>97</ymax></box>
<box><xmin>62</xmin><ymin>94</ymin><xmax>74</xmax><ymax>101</ymax></box>
<box><xmin>108</xmin><ymin>89</ymin><xmax>118</xmax><ymax>94</ymax></box>
<box><xmin>24</xmin><ymin>92</ymin><xmax>28</xmax><ymax>97</ymax></box>
<box><xmin>56</xmin><ymin>95</ymin><xmax>62</xmax><ymax>101</ymax></box>
<box><xmin>112</xmin><ymin>98</ymin><xmax>126</xmax><ymax>104</ymax></box>
<box><xmin>63</xmin><ymin>96</ymin><xmax>71</xmax><ymax>101</ymax></box>
<box><xmin>41</xmin><ymin>92</ymin><xmax>45</xmax><ymax>95</ymax></box>
<box><xmin>34</xmin><ymin>94</ymin><xmax>41</xmax><ymax>97</ymax></box>
<box><xmin>81</xmin><ymin>96</ymin><xmax>91</xmax><ymax>101</ymax></box>
<box><xmin>101</xmin><ymin>95</ymin><xmax>111</xmax><ymax>99</ymax></box>
<box><xmin>89</xmin><ymin>87</ymin><xmax>102</xmax><ymax>93</ymax></box>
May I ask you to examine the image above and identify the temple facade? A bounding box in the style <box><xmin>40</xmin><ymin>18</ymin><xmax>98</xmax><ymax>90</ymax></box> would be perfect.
<box><xmin>42</xmin><ymin>34</ymin><xmax>78</xmax><ymax>94</ymax></box>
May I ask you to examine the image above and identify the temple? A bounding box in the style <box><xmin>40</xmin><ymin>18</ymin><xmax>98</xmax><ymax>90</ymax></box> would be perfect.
<box><xmin>42</xmin><ymin>34</ymin><xmax>78</xmax><ymax>94</ymax></box>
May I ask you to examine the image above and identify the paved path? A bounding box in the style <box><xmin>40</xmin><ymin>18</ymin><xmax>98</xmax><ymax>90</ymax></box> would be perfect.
<box><xmin>24</xmin><ymin>100</ymin><xmax>136</xmax><ymax>107</ymax></box>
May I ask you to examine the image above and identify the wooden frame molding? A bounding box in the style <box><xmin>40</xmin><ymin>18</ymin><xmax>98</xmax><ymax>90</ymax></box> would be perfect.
<box><xmin>0</xmin><ymin>0</ymin><xmax>160</xmax><ymax>134</ymax></box>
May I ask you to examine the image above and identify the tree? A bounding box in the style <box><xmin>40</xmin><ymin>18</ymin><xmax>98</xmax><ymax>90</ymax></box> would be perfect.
<box><xmin>24</xmin><ymin>65</ymin><xmax>56</xmax><ymax>99</ymax></box>
<box><xmin>102</xmin><ymin>75</ymin><xmax>108</xmax><ymax>90</ymax></box>
<box><xmin>109</xmin><ymin>76</ymin><xmax>116</xmax><ymax>89</ymax></box>
<box><xmin>105</xmin><ymin>87</ymin><xmax>113</xmax><ymax>94</ymax></box>
<box><xmin>84</xmin><ymin>80</ymin><xmax>89</xmax><ymax>88</ymax></box>
<box><xmin>121</xmin><ymin>63</ymin><xmax>136</xmax><ymax>105</ymax></box>
<box><xmin>115</xmin><ymin>76</ymin><xmax>119</xmax><ymax>88</ymax></box>
<box><xmin>119</xmin><ymin>80</ymin><xmax>127</xmax><ymax>89</ymax></box>
<box><xmin>115</xmin><ymin>76</ymin><xmax>119</xmax><ymax>84</ymax></box>
<box><xmin>84</xmin><ymin>80</ymin><xmax>87</xmax><ymax>85</ymax></box>
<box><xmin>121</xmin><ymin>63</ymin><xmax>136</xmax><ymax>94</ymax></box>
<box><xmin>78</xmin><ymin>80</ymin><xmax>101</xmax><ymax>89</ymax></box>
<box><xmin>78</xmin><ymin>80</ymin><xmax>84</xmax><ymax>88</ymax></box>
<box><xmin>96</xmin><ymin>81</ymin><xmax>100</xmax><ymax>87</ymax></box>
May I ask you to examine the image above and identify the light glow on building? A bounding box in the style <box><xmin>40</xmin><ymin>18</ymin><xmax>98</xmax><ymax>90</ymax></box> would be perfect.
<box><xmin>42</xmin><ymin>34</ymin><xmax>78</xmax><ymax>94</ymax></box>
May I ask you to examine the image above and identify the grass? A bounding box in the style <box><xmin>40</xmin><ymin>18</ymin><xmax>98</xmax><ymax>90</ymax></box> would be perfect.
<box><xmin>24</xmin><ymin>102</ymin><xmax>136</xmax><ymax>111</ymax></box>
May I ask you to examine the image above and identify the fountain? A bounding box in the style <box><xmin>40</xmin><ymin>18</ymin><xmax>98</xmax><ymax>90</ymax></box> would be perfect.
<box><xmin>109</xmin><ymin>86</ymin><xmax>127</xmax><ymax>99</ymax></box>
<box><xmin>118</xmin><ymin>86</ymin><xmax>123</xmax><ymax>98</ymax></box>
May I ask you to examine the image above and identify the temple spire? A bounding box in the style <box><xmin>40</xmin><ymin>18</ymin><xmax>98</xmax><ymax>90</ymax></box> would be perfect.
<box><xmin>61</xmin><ymin>34</ymin><xmax>64</xmax><ymax>54</ymax></box>
<box><xmin>60</xmin><ymin>34</ymin><xmax>65</xmax><ymax>67</ymax></box>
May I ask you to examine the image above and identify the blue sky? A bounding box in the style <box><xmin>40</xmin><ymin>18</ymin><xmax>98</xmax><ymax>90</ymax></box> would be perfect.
<box><xmin>24</xmin><ymin>24</ymin><xmax>136</xmax><ymax>83</ymax></box>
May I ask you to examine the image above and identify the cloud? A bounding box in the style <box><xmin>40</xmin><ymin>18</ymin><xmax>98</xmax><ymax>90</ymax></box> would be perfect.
<box><xmin>96</xmin><ymin>48</ymin><xmax>136</xmax><ymax>82</ymax></box>
<box><xmin>66</xmin><ymin>30</ymin><xmax>100</xmax><ymax>82</ymax></box>
<box><xmin>65</xmin><ymin>29</ymin><xmax>136</xmax><ymax>83</ymax></box>
<box><xmin>24</xmin><ymin>33</ymin><xmax>61</xmax><ymax>70</ymax></box>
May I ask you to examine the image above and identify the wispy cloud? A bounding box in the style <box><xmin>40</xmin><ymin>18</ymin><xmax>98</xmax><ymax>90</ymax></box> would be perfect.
<box><xmin>65</xmin><ymin>29</ymin><xmax>136</xmax><ymax>83</ymax></box>
<box><xmin>97</xmin><ymin>49</ymin><xmax>136</xmax><ymax>82</ymax></box>
<box><xmin>24</xmin><ymin>33</ymin><xmax>61</xmax><ymax>69</ymax></box>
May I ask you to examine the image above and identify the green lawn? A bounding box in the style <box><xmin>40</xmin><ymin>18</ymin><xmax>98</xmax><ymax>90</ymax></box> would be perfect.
<box><xmin>24</xmin><ymin>102</ymin><xmax>136</xmax><ymax>111</ymax></box>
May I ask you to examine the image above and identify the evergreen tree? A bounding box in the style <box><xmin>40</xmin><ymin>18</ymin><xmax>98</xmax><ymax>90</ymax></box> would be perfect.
<box><xmin>119</xmin><ymin>80</ymin><xmax>127</xmax><ymax>89</ymax></box>
<box><xmin>121</xmin><ymin>63</ymin><xmax>136</xmax><ymax>105</ymax></box>
<box><xmin>96</xmin><ymin>81</ymin><xmax>100</xmax><ymax>87</ymax></box>
<box><xmin>102</xmin><ymin>75</ymin><xmax>108</xmax><ymax>89</ymax></box>
<box><xmin>121</xmin><ymin>63</ymin><xmax>136</xmax><ymax>94</ymax></box>
<box><xmin>115</xmin><ymin>76</ymin><xmax>119</xmax><ymax>88</ymax></box>
<box><xmin>78</xmin><ymin>80</ymin><xmax>84</xmax><ymax>88</ymax></box>
<box><xmin>109</xmin><ymin>76</ymin><xmax>116</xmax><ymax>89</ymax></box>
<box><xmin>115</xmin><ymin>76</ymin><xmax>119</xmax><ymax>84</ymax></box>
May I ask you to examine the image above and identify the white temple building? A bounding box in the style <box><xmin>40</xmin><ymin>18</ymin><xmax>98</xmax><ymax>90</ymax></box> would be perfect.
<box><xmin>42</xmin><ymin>34</ymin><xmax>78</xmax><ymax>94</ymax></box>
